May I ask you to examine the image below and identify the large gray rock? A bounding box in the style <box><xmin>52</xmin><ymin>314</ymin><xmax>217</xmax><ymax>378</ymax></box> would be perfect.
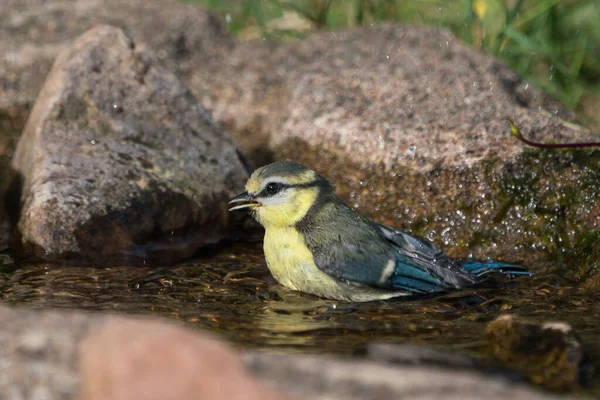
<box><xmin>11</xmin><ymin>25</ymin><xmax>248</xmax><ymax>263</ymax></box>
<box><xmin>0</xmin><ymin>0</ymin><xmax>232</xmax><ymax>156</ymax></box>
<box><xmin>0</xmin><ymin>0</ymin><xmax>236</xmax><ymax>256</ymax></box>
<box><xmin>0</xmin><ymin>305</ymin><xmax>562</xmax><ymax>400</ymax></box>
<box><xmin>191</xmin><ymin>24</ymin><xmax>600</xmax><ymax>275</ymax></box>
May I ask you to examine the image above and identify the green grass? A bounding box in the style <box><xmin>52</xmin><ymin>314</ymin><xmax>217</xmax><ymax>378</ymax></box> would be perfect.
<box><xmin>187</xmin><ymin>0</ymin><xmax>600</xmax><ymax>126</ymax></box>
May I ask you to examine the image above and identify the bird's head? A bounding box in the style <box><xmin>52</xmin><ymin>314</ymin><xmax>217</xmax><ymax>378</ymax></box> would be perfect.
<box><xmin>229</xmin><ymin>161</ymin><xmax>333</xmax><ymax>228</ymax></box>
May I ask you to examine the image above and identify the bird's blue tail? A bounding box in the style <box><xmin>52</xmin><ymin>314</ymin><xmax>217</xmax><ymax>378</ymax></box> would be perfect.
<box><xmin>458</xmin><ymin>260</ymin><xmax>533</xmax><ymax>278</ymax></box>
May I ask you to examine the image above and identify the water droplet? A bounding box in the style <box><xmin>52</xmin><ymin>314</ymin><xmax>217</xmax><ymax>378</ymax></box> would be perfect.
<box><xmin>111</xmin><ymin>103</ymin><xmax>123</xmax><ymax>114</ymax></box>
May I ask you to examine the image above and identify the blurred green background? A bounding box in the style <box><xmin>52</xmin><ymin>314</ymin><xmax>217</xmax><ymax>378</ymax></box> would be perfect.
<box><xmin>185</xmin><ymin>0</ymin><xmax>600</xmax><ymax>128</ymax></box>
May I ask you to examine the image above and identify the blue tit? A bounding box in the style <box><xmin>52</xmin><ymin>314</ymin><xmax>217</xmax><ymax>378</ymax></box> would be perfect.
<box><xmin>229</xmin><ymin>161</ymin><xmax>531</xmax><ymax>302</ymax></box>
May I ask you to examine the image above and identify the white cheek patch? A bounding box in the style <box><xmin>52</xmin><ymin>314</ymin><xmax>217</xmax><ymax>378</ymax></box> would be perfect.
<box><xmin>260</xmin><ymin>192</ymin><xmax>291</xmax><ymax>207</ymax></box>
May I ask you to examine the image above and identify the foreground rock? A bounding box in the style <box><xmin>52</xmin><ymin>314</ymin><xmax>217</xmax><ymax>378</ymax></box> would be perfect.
<box><xmin>0</xmin><ymin>0</ymin><xmax>232</xmax><ymax>156</ymax></box>
<box><xmin>81</xmin><ymin>319</ymin><xmax>285</xmax><ymax>400</ymax></box>
<box><xmin>246</xmin><ymin>353</ymin><xmax>557</xmax><ymax>400</ymax></box>
<box><xmin>194</xmin><ymin>24</ymin><xmax>600</xmax><ymax>275</ymax></box>
<box><xmin>484</xmin><ymin>315</ymin><xmax>592</xmax><ymax>391</ymax></box>
<box><xmin>0</xmin><ymin>305</ymin><xmax>100</xmax><ymax>399</ymax></box>
<box><xmin>0</xmin><ymin>305</ymin><xmax>562</xmax><ymax>400</ymax></box>
<box><xmin>11</xmin><ymin>26</ymin><xmax>248</xmax><ymax>263</ymax></box>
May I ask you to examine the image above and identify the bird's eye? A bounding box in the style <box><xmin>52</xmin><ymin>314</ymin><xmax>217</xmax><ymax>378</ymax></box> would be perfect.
<box><xmin>265</xmin><ymin>182</ymin><xmax>281</xmax><ymax>196</ymax></box>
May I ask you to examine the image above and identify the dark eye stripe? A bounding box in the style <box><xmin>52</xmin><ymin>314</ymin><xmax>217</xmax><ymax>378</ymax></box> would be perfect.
<box><xmin>258</xmin><ymin>180</ymin><xmax>320</xmax><ymax>198</ymax></box>
<box><xmin>259</xmin><ymin>182</ymin><xmax>284</xmax><ymax>197</ymax></box>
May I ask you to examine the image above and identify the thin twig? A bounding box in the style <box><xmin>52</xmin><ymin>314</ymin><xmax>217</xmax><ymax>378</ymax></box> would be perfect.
<box><xmin>508</xmin><ymin>119</ymin><xmax>600</xmax><ymax>149</ymax></box>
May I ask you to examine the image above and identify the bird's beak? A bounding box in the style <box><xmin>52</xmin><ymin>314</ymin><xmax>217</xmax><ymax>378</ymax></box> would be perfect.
<box><xmin>228</xmin><ymin>191</ymin><xmax>260</xmax><ymax>211</ymax></box>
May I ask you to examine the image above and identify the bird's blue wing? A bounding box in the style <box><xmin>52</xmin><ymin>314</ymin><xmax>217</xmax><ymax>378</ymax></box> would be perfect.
<box><xmin>375</xmin><ymin>223</ymin><xmax>477</xmax><ymax>292</ymax></box>
<box><xmin>309</xmin><ymin>223</ymin><xmax>477</xmax><ymax>294</ymax></box>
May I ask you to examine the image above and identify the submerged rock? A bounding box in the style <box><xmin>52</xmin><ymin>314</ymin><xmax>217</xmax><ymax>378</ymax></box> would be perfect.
<box><xmin>484</xmin><ymin>315</ymin><xmax>592</xmax><ymax>391</ymax></box>
<box><xmin>11</xmin><ymin>25</ymin><xmax>248</xmax><ymax>263</ymax></box>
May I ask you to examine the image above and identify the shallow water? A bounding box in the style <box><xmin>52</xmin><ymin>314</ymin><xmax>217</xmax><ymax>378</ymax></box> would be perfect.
<box><xmin>1</xmin><ymin>242</ymin><xmax>599</xmax><ymax>395</ymax></box>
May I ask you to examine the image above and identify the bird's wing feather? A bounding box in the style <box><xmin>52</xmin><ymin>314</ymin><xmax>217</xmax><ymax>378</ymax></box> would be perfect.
<box><xmin>374</xmin><ymin>223</ymin><xmax>477</xmax><ymax>290</ymax></box>
<box><xmin>310</xmin><ymin>223</ymin><xmax>476</xmax><ymax>294</ymax></box>
<box><xmin>310</xmin><ymin>239</ymin><xmax>396</xmax><ymax>288</ymax></box>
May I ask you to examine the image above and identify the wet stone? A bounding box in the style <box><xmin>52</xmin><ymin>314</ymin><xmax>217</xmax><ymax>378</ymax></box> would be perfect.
<box><xmin>194</xmin><ymin>23</ymin><xmax>600</xmax><ymax>278</ymax></box>
<box><xmin>10</xmin><ymin>25</ymin><xmax>248</xmax><ymax>263</ymax></box>
<box><xmin>483</xmin><ymin>315</ymin><xmax>593</xmax><ymax>391</ymax></box>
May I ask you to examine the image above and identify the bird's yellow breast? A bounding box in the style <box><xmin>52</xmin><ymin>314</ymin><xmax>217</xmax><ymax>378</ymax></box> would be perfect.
<box><xmin>263</xmin><ymin>226</ymin><xmax>340</xmax><ymax>296</ymax></box>
<box><xmin>262</xmin><ymin>225</ymin><xmax>409</xmax><ymax>302</ymax></box>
